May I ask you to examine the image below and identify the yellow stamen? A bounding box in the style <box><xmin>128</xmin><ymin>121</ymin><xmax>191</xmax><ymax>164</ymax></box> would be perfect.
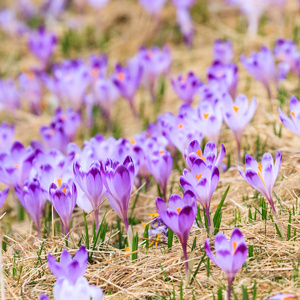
<box><xmin>92</xmin><ymin>68</ymin><xmax>99</xmax><ymax>79</ymax></box>
<box><xmin>203</xmin><ymin>113</ymin><xmax>210</xmax><ymax>120</ymax></box>
<box><xmin>50</xmin><ymin>129</ymin><xmax>55</xmax><ymax>135</ymax></box>
<box><xmin>291</xmin><ymin>111</ymin><xmax>296</xmax><ymax>118</ymax></box>
<box><xmin>176</xmin><ymin>207</ymin><xmax>181</xmax><ymax>214</ymax></box>
<box><xmin>117</xmin><ymin>72</ymin><xmax>125</xmax><ymax>81</ymax></box>
<box><xmin>232</xmin><ymin>241</ymin><xmax>237</xmax><ymax>254</ymax></box>
<box><xmin>178</xmin><ymin>123</ymin><xmax>184</xmax><ymax>129</ymax></box>
<box><xmin>196</xmin><ymin>149</ymin><xmax>202</xmax><ymax>157</ymax></box>
<box><xmin>130</xmin><ymin>139</ymin><xmax>136</xmax><ymax>145</ymax></box>
<box><xmin>195</xmin><ymin>174</ymin><xmax>202</xmax><ymax>180</ymax></box>
<box><xmin>149</xmin><ymin>234</ymin><xmax>161</xmax><ymax>247</ymax></box>
<box><xmin>27</xmin><ymin>72</ymin><xmax>35</xmax><ymax>81</ymax></box>
<box><xmin>180</xmin><ymin>77</ymin><xmax>187</xmax><ymax>83</ymax></box>
<box><xmin>57</xmin><ymin>178</ymin><xmax>62</xmax><ymax>188</ymax></box>
<box><xmin>233</xmin><ymin>105</ymin><xmax>240</xmax><ymax>114</ymax></box>
<box><xmin>159</xmin><ymin>150</ymin><xmax>164</xmax><ymax>155</ymax></box>
<box><xmin>62</xmin><ymin>188</ymin><xmax>67</xmax><ymax>194</ymax></box>
<box><xmin>14</xmin><ymin>164</ymin><xmax>19</xmax><ymax>169</ymax></box>
<box><xmin>148</xmin><ymin>213</ymin><xmax>159</xmax><ymax>220</ymax></box>
<box><xmin>258</xmin><ymin>164</ymin><xmax>263</xmax><ymax>173</ymax></box>
<box><xmin>257</xmin><ymin>164</ymin><xmax>266</xmax><ymax>186</ymax></box>
<box><xmin>125</xmin><ymin>247</ymin><xmax>129</xmax><ymax>252</ymax></box>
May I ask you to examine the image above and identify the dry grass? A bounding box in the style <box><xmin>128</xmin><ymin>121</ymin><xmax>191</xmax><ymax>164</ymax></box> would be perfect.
<box><xmin>0</xmin><ymin>0</ymin><xmax>300</xmax><ymax>299</ymax></box>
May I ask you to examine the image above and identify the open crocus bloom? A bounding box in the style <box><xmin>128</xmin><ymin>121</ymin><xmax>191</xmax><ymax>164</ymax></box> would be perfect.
<box><xmin>238</xmin><ymin>151</ymin><xmax>282</xmax><ymax>215</ymax></box>
<box><xmin>184</xmin><ymin>140</ymin><xmax>225</xmax><ymax>170</ymax></box>
<box><xmin>205</xmin><ymin>228</ymin><xmax>248</xmax><ymax>299</ymax></box>
<box><xmin>265</xmin><ymin>293</ymin><xmax>298</xmax><ymax>300</ymax></box>
<box><xmin>278</xmin><ymin>96</ymin><xmax>300</xmax><ymax>138</ymax></box>
<box><xmin>213</xmin><ymin>40</ymin><xmax>233</xmax><ymax>64</ymax></box>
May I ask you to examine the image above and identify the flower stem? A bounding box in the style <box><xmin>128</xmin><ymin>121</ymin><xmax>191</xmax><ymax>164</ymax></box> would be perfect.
<box><xmin>204</xmin><ymin>207</ymin><xmax>212</xmax><ymax>235</ymax></box>
<box><xmin>227</xmin><ymin>282</ymin><xmax>232</xmax><ymax>300</ymax></box>
<box><xmin>94</xmin><ymin>209</ymin><xmax>99</xmax><ymax>231</ymax></box>
<box><xmin>181</xmin><ymin>243</ymin><xmax>189</xmax><ymax>282</ymax></box>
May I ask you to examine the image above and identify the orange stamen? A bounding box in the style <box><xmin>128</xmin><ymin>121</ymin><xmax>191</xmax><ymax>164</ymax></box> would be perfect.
<box><xmin>117</xmin><ymin>73</ymin><xmax>125</xmax><ymax>81</ymax></box>
<box><xmin>232</xmin><ymin>241</ymin><xmax>237</xmax><ymax>254</ymax></box>
<box><xmin>159</xmin><ymin>150</ymin><xmax>164</xmax><ymax>155</ymax></box>
<box><xmin>50</xmin><ymin>129</ymin><xmax>55</xmax><ymax>135</ymax></box>
<box><xmin>180</xmin><ymin>77</ymin><xmax>187</xmax><ymax>83</ymax></box>
<box><xmin>217</xmin><ymin>70</ymin><xmax>224</xmax><ymax>77</ymax></box>
<box><xmin>148</xmin><ymin>213</ymin><xmax>159</xmax><ymax>220</ymax></box>
<box><xmin>62</xmin><ymin>188</ymin><xmax>67</xmax><ymax>194</ymax></box>
<box><xmin>291</xmin><ymin>111</ymin><xmax>296</xmax><ymax>118</ymax></box>
<box><xmin>196</xmin><ymin>149</ymin><xmax>202</xmax><ymax>158</ymax></box>
<box><xmin>203</xmin><ymin>113</ymin><xmax>209</xmax><ymax>120</ymax></box>
<box><xmin>130</xmin><ymin>139</ymin><xmax>136</xmax><ymax>145</ymax></box>
<box><xmin>14</xmin><ymin>164</ymin><xmax>19</xmax><ymax>169</ymax></box>
<box><xmin>27</xmin><ymin>72</ymin><xmax>35</xmax><ymax>81</ymax></box>
<box><xmin>178</xmin><ymin>123</ymin><xmax>184</xmax><ymax>129</ymax></box>
<box><xmin>195</xmin><ymin>174</ymin><xmax>202</xmax><ymax>180</ymax></box>
<box><xmin>57</xmin><ymin>178</ymin><xmax>62</xmax><ymax>188</ymax></box>
<box><xmin>176</xmin><ymin>207</ymin><xmax>181</xmax><ymax>214</ymax></box>
<box><xmin>257</xmin><ymin>164</ymin><xmax>266</xmax><ymax>186</ymax></box>
<box><xmin>233</xmin><ymin>105</ymin><xmax>240</xmax><ymax>114</ymax></box>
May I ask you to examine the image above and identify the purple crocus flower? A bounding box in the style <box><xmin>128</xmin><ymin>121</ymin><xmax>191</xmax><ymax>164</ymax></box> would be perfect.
<box><xmin>238</xmin><ymin>151</ymin><xmax>282</xmax><ymax>216</ymax></box>
<box><xmin>138</xmin><ymin>46</ymin><xmax>171</xmax><ymax>101</ymax></box>
<box><xmin>101</xmin><ymin>156</ymin><xmax>135</xmax><ymax>240</ymax></box>
<box><xmin>213</xmin><ymin>40</ymin><xmax>233</xmax><ymax>64</ymax></box>
<box><xmin>265</xmin><ymin>293</ymin><xmax>298</xmax><ymax>300</ymax></box>
<box><xmin>86</xmin><ymin>0</ymin><xmax>110</xmax><ymax>9</ymax></box>
<box><xmin>139</xmin><ymin>0</ymin><xmax>167</xmax><ymax>17</ymax></box>
<box><xmin>184</xmin><ymin>140</ymin><xmax>225</xmax><ymax>170</ymax></box>
<box><xmin>171</xmin><ymin>0</ymin><xmax>195</xmax><ymax>9</ymax></box>
<box><xmin>180</xmin><ymin>158</ymin><xmax>219</xmax><ymax>233</ymax></box>
<box><xmin>89</xmin><ymin>54</ymin><xmax>108</xmax><ymax>81</ymax></box>
<box><xmin>0</xmin><ymin>9</ymin><xmax>29</xmax><ymax>37</ymax></box>
<box><xmin>15</xmin><ymin>179</ymin><xmax>47</xmax><ymax>235</ymax></box>
<box><xmin>147</xmin><ymin>149</ymin><xmax>173</xmax><ymax>200</ymax></box>
<box><xmin>156</xmin><ymin>191</ymin><xmax>197</xmax><ymax>281</ymax></box>
<box><xmin>18</xmin><ymin>71</ymin><xmax>43</xmax><ymax>115</ymax></box>
<box><xmin>73</xmin><ymin>161</ymin><xmax>106</xmax><ymax>229</ymax></box>
<box><xmin>0</xmin><ymin>122</ymin><xmax>14</xmax><ymax>151</ymax></box>
<box><xmin>205</xmin><ymin>228</ymin><xmax>248</xmax><ymax>299</ymax></box>
<box><xmin>207</xmin><ymin>61</ymin><xmax>238</xmax><ymax>98</ymax></box>
<box><xmin>171</xmin><ymin>72</ymin><xmax>202</xmax><ymax>104</ymax></box>
<box><xmin>274</xmin><ymin>39</ymin><xmax>300</xmax><ymax>78</ymax></box>
<box><xmin>0</xmin><ymin>141</ymin><xmax>35</xmax><ymax>188</ymax></box>
<box><xmin>241</xmin><ymin>46</ymin><xmax>277</xmax><ymax>99</ymax></box>
<box><xmin>112</xmin><ymin>61</ymin><xmax>142</xmax><ymax>118</ymax></box>
<box><xmin>0</xmin><ymin>187</ymin><xmax>9</xmax><ymax>209</ymax></box>
<box><xmin>28</xmin><ymin>27</ymin><xmax>57</xmax><ymax>69</ymax></box>
<box><xmin>223</xmin><ymin>93</ymin><xmax>257</xmax><ymax>162</ymax></box>
<box><xmin>176</xmin><ymin>8</ymin><xmax>194</xmax><ymax>47</ymax></box>
<box><xmin>0</xmin><ymin>79</ymin><xmax>20</xmax><ymax>111</ymax></box>
<box><xmin>49</xmin><ymin>181</ymin><xmax>77</xmax><ymax>236</ymax></box>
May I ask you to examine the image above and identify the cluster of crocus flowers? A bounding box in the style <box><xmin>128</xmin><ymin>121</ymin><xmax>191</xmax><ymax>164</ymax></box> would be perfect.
<box><xmin>222</xmin><ymin>93</ymin><xmax>257</xmax><ymax>163</ymax></box>
<box><xmin>205</xmin><ymin>228</ymin><xmax>248</xmax><ymax>299</ymax></box>
<box><xmin>41</xmin><ymin>246</ymin><xmax>103</xmax><ymax>300</ymax></box>
<box><xmin>238</xmin><ymin>151</ymin><xmax>282</xmax><ymax>218</ymax></box>
<box><xmin>156</xmin><ymin>191</ymin><xmax>197</xmax><ymax>281</ymax></box>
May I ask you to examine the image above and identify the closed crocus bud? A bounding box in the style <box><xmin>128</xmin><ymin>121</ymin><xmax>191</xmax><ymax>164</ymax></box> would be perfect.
<box><xmin>49</xmin><ymin>181</ymin><xmax>77</xmax><ymax>236</ymax></box>
<box><xmin>156</xmin><ymin>191</ymin><xmax>197</xmax><ymax>281</ymax></box>
<box><xmin>205</xmin><ymin>228</ymin><xmax>248</xmax><ymax>299</ymax></box>
<box><xmin>241</xmin><ymin>46</ymin><xmax>277</xmax><ymax>99</ymax></box>
<box><xmin>278</xmin><ymin>96</ymin><xmax>300</xmax><ymax>138</ymax></box>
<box><xmin>147</xmin><ymin>149</ymin><xmax>173</xmax><ymax>200</ymax></box>
<box><xmin>184</xmin><ymin>140</ymin><xmax>225</xmax><ymax>170</ymax></box>
<box><xmin>28</xmin><ymin>27</ymin><xmax>56</xmax><ymax>69</ymax></box>
<box><xmin>15</xmin><ymin>179</ymin><xmax>47</xmax><ymax>235</ymax></box>
<box><xmin>0</xmin><ymin>187</ymin><xmax>9</xmax><ymax>209</ymax></box>
<box><xmin>101</xmin><ymin>156</ymin><xmax>135</xmax><ymax>233</ymax></box>
<box><xmin>213</xmin><ymin>40</ymin><xmax>233</xmax><ymax>64</ymax></box>
<box><xmin>73</xmin><ymin>161</ymin><xmax>106</xmax><ymax>229</ymax></box>
<box><xmin>207</xmin><ymin>61</ymin><xmax>238</xmax><ymax>98</ymax></box>
<box><xmin>171</xmin><ymin>72</ymin><xmax>202</xmax><ymax>104</ymax></box>
<box><xmin>222</xmin><ymin>93</ymin><xmax>257</xmax><ymax>163</ymax></box>
<box><xmin>180</xmin><ymin>158</ymin><xmax>219</xmax><ymax>233</ymax></box>
<box><xmin>238</xmin><ymin>151</ymin><xmax>282</xmax><ymax>216</ymax></box>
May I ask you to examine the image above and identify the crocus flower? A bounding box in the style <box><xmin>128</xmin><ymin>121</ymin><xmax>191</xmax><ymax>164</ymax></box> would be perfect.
<box><xmin>0</xmin><ymin>79</ymin><xmax>20</xmax><ymax>111</ymax></box>
<box><xmin>73</xmin><ymin>161</ymin><xmax>106</xmax><ymax>229</ymax></box>
<box><xmin>138</xmin><ymin>46</ymin><xmax>171</xmax><ymax>101</ymax></box>
<box><xmin>238</xmin><ymin>151</ymin><xmax>282</xmax><ymax>216</ymax></box>
<box><xmin>0</xmin><ymin>187</ymin><xmax>9</xmax><ymax>209</ymax></box>
<box><xmin>265</xmin><ymin>293</ymin><xmax>298</xmax><ymax>300</ymax></box>
<box><xmin>112</xmin><ymin>61</ymin><xmax>142</xmax><ymax>118</ymax></box>
<box><xmin>47</xmin><ymin>246</ymin><xmax>103</xmax><ymax>300</ymax></box>
<box><xmin>207</xmin><ymin>61</ymin><xmax>238</xmax><ymax>98</ymax></box>
<box><xmin>156</xmin><ymin>191</ymin><xmax>197</xmax><ymax>281</ymax></box>
<box><xmin>147</xmin><ymin>149</ymin><xmax>173</xmax><ymax>200</ymax></box>
<box><xmin>278</xmin><ymin>96</ymin><xmax>300</xmax><ymax>138</ymax></box>
<box><xmin>241</xmin><ymin>46</ymin><xmax>277</xmax><ymax>99</ymax></box>
<box><xmin>176</xmin><ymin>8</ymin><xmax>194</xmax><ymax>47</ymax></box>
<box><xmin>101</xmin><ymin>156</ymin><xmax>135</xmax><ymax>245</ymax></box>
<box><xmin>180</xmin><ymin>158</ymin><xmax>219</xmax><ymax>233</ymax></box>
<box><xmin>18</xmin><ymin>71</ymin><xmax>43</xmax><ymax>115</ymax></box>
<box><xmin>139</xmin><ymin>0</ymin><xmax>167</xmax><ymax>17</ymax></box>
<box><xmin>213</xmin><ymin>40</ymin><xmax>233</xmax><ymax>64</ymax></box>
<box><xmin>89</xmin><ymin>54</ymin><xmax>108</xmax><ymax>81</ymax></box>
<box><xmin>0</xmin><ymin>141</ymin><xmax>35</xmax><ymax>188</ymax></box>
<box><xmin>86</xmin><ymin>0</ymin><xmax>110</xmax><ymax>9</ymax></box>
<box><xmin>15</xmin><ymin>179</ymin><xmax>47</xmax><ymax>235</ymax></box>
<box><xmin>28</xmin><ymin>27</ymin><xmax>57</xmax><ymax>69</ymax></box>
<box><xmin>274</xmin><ymin>39</ymin><xmax>300</xmax><ymax>78</ymax></box>
<box><xmin>171</xmin><ymin>0</ymin><xmax>195</xmax><ymax>9</ymax></box>
<box><xmin>0</xmin><ymin>9</ymin><xmax>28</xmax><ymax>37</ymax></box>
<box><xmin>184</xmin><ymin>140</ymin><xmax>225</xmax><ymax>170</ymax></box>
<box><xmin>0</xmin><ymin>122</ymin><xmax>14</xmax><ymax>151</ymax></box>
<box><xmin>205</xmin><ymin>228</ymin><xmax>248</xmax><ymax>299</ymax></box>
<box><xmin>42</xmin><ymin>0</ymin><xmax>67</xmax><ymax>17</ymax></box>
<box><xmin>222</xmin><ymin>93</ymin><xmax>257</xmax><ymax>162</ymax></box>
<box><xmin>171</xmin><ymin>72</ymin><xmax>202</xmax><ymax>104</ymax></box>
<box><xmin>49</xmin><ymin>181</ymin><xmax>77</xmax><ymax>236</ymax></box>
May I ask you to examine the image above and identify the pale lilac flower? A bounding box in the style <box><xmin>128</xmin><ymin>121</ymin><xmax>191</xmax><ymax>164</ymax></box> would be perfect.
<box><xmin>139</xmin><ymin>0</ymin><xmax>167</xmax><ymax>17</ymax></box>
<box><xmin>278</xmin><ymin>96</ymin><xmax>300</xmax><ymax>138</ymax></box>
<box><xmin>171</xmin><ymin>0</ymin><xmax>195</xmax><ymax>9</ymax></box>
<box><xmin>89</xmin><ymin>54</ymin><xmax>108</xmax><ymax>81</ymax></box>
<box><xmin>265</xmin><ymin>293</ymin><xmax>298</xmax><ymax>300</ymax></box>
<box><xmin>176</xmin><ymin>8</ymin><xmax>194</xmax><ymax>47</ymax></box>
<box><xmin>0</xmin><ymin>79</ymin><xmax>20</xmax><ymax>111</ymax></box>
<box><xmin>205</xmin><ymin>228</ymin><xmax>248</xmax><ymax>299</ymax></box>
<box><xmin>213</xmin><ymin>40</ymin><xmax>233</xmax><ymax>64</ymax></box>
<box><xmin>0</xmin><ymin>9</ymin><xmax>28</xmax><ymax>37</ymax></box>
<box><xmin>86</xmin><ymin>0</ymin><xmax>110</xmax><ymax>9</ymax></box>
<box><xmin>223</xmin><ymin>94</ymin><xmax>257</xmax><ymax>162</ymax></box>
<box><xmin>238</xmin><ymin>151</ymin><xmax>282</xmax><ymax>215</ymax></box>
<box><xmin>0</xmin><ymin>187</ymin><xmax>9</xmax><ymax>209</ymax></box>
<box><xmin>171</xmin><ymin>72</ymin><xmax>202</xmax><ymax>104</ymax></box>
<box><xmin>156</xmin><ymin>191</ymin><xmax>197</xmax><ymax>280</ymax></box>
<box><xmin>0</xmin><ymin>122</ymin><xmax>14</xmax><ymax>151</ymax></box>
<box><xmin>241</xmin><ymin>46</ymin><xmax>277</xmax><ymax>99</ymax></box>
<box><xmin>184</xmin><ymin>140</ymin><xmax>225</xmax><ymax>170</ymax></box>
<box><xmin>42</xmin><ymin>0</ymin><xmax>67</xmax><ymax>17</ymax></box>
